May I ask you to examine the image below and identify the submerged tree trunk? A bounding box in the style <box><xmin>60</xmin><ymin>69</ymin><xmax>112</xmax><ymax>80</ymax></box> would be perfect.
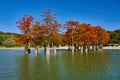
<box><xmin>95</xmin><ymin>45</ymin><xmax>99</xmax><ymax>51</ymax></box>
<box><xmin>85</xmin><ymin>45</ymin><xmax>88</xmax><ymax>52</ymax></box>
<box><xmin>92</xmin><ymin>45</ymin><xmax>95</xmax><ymax>51</ymax></box>
<box><xmin>71</xmin><ymin>44</ymin><xmax>74</xmax><ymax>53</ymax></box>
<box><xmin>93</xmin><ymin>45</ymin><xmax>97</xmax><ymax>51</ymax></box>
<box><xmin>98</xmin><ymin>44</ymin><xmax>103</xmax><ymax>51</ymax></box>
<box><xmin>68</xmin><ymin>44</ymin><xmax>74</xmax><ymax>53</ymax></box>
<box><xmin>68</xmin><ymin>45</ymin><xmax>71</xmax><ymax>51</ymax></box>
<box><xmin>87</xmin><ymin>45</ymin><xmax>90</xmax><ymax>52</ymax></box>
<box><xmin>80</xmin><ymin>46</ymin><xmax>83</xmax><ymax>53</ymax></box>
<box><xmin>53</xmin><ymin>45</ymin><xmax>56</xmax><ymax>54</ymax></box>
<box><xmin>83</xmin><ymin>45</ymin><xmax>86</xmax><ymax>52</ymax></box>
<box><xmin>35</xmin><ymin>45</ymin><xmax>39</xmax><ymax>54</ymax></box>
<box><xmin>24</xmin><ymin>41</ymin><xmax>30</xmax><ymax>54</ymax></box>
<box><xmin>44</xmin><ymin>43</ymin><xmax>50</xmax><ymax>54</ymax></box>
<box><xmin>83</xmin><ymin>45</ymin><xmax>88</xmax><ymax>52</ymax></box>
<box><xmin>74</xmin><ymin>44</ymin><xmax>78</xmax><ymax>52</ymax></box>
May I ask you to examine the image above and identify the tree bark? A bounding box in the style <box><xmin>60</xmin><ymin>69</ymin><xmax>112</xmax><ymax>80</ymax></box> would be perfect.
<box><xmin>92</xmin><ymin>45</ymin><xmax>95</xmax><ymax>51</ymax></box>
<box><xmin>71</xmin><ymin>44</ymin><xmax>74</xmax><ymax>53</ymax></box>
<box><xmin>80</xmin><ymin>46</ymin><xmax>83</xmax><ymax>53</ymax></box>
<box><xmin>44</xmin><ymin>43</ymin><xmax>50</xmax><ymax>54</ymax></box>
<box><xmin>53</xmin><ymin>45</ymin><xmax>56</xmax><ymax>54</ymax></box>
<box><xmin>24</xmin><ymin>41</ymin><xmax>30</xmax><ymax>54</ymax></box>
<box><xmin>98</xmin><ymin>44</ymin><xmax>103</xmax><ymax>51</ymax></box>
<box><xmin>83</xmin><ymin>45</ymin><xmax>86</xmax><ymax>52</ymax></box>
<box><xmin>95</xmin><ymin>45</ymin><xmax>99</xmax><ymax>51</ymax></box>
<box><xmin>35</xmin><ymin>45</ymin><xmax>39</xmax><ymax>54</ymax></box>
<box><xmin>85</xmin><ymin>45</ymin><xmax>88</xmax><ymax>52</ymax></box>
<box><xmin>68</xmin><ymin>45</ymin><xmax>71</xmax><ymax>51</ymax></box>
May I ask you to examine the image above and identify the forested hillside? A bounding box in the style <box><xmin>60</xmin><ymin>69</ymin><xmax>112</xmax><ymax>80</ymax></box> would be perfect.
<box><xmin>107</xmin><ymin>29</ymin><xmax>120</xmax><ymax>44</ymax></box>
<box><xmin>0</xmin><ymin>31</ymin><xmax>20</xmax><ymax>47</ymax></box>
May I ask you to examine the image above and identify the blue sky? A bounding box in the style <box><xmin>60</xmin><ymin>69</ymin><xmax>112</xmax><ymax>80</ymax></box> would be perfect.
<box><xmin>0</xmin><ymin>0</ymin><xmax>120</xmax><ymax>33</ymax></box>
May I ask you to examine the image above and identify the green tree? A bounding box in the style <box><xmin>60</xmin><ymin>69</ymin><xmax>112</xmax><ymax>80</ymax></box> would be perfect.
<box><xmin>0</xmin><ymin>34</ymin><xmax>10</xmax><ymax>46</ymax></box>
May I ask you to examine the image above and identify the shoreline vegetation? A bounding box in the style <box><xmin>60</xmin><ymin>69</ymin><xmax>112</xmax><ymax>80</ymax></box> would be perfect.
<box><xmin>0</xmin><ymin>46</ymin><xmax>120</xmax><ymax>50</ymax></box>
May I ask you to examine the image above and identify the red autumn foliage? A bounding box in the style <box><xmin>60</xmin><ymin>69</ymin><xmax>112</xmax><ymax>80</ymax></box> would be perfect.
<box><xmin>17</xmin><ymin>15</ymin><xmax>33</xmax><ymax>33</ymax></box>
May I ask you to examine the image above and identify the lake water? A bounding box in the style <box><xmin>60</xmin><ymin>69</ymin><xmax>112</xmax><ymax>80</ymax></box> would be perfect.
<box><xmin>0</xmin><ymin>49</ymin><xmax>120</xmax><ymax>80</ymax></box>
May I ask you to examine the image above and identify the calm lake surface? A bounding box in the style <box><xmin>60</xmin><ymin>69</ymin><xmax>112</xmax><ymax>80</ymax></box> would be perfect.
<box><xmin>0</xmin><ymin>49</ymin><xmax>120</xmax><ymax>80</ymax></box>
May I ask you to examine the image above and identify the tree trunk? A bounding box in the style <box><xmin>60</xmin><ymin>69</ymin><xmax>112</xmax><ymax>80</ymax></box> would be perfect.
<box><xmin>53</xmin><ymin>45</ymin><xmax>56</xmax><ymax>54</ymax></box>
<box><xmin>83</xmin><ymin>45</ymin><xmax>86</xmax><ymax>52</ymax></box>
<box><xmin>35</xmin><ymin>45</ymin><xmax>39</xmax><ymax>55</ymax></box>
<box><xmin>74</xmin><ymin>44</ymin><xmax>78</xmax><ymax>52</ymax></box>
<box><xmin>93</xmin><ymin>45</ymin><xmax>97</xmax><ymax>51</ymax></box>
<box><xmin>24</xmin><ymin>41</ymin><xmax>30</xmax><ymax>54</ymax></box>
<box><xmin>68</xmin><ymin>45</ymin><xmax>71</xmax><ymax>51</ymax></box>
<box><xmin>71</xmin><ymin>44</ymin><xmax>74</xmax><ymax>53</ymax></box>
<box><xmin>80</xmin><ymin>46</ymin><xmax>83</xmax><ymax>53</ymax></box>
<box><xmin>92</xmin><ymin>45</ymin><xmax>94</xmax><ymax>51</ymax></box>
<box><xmin>95</xmin><ymin>45</ymin><xmax>99</xmax><ymax>51</ymax></box>
<box><xmin>87</xmin><ymin>45</ymin><xmax>90</xmax><ymax>51</ymax></box>
<box><xmin>99</xmin><ymin>44</ymin><xmax>103</xmax><ymax>51</ymax></box>
<box><xmin>44</xmin><ymin>43</ymin><xmax>50</xmax><ymax>54</ymax></box>
<box><xmin>85</xmin><ymin>45</ymin><xmax>88</xmax><ymax>52</ymax></box>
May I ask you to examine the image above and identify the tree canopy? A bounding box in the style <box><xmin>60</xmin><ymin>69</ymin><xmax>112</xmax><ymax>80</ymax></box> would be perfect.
<box><xmin>0</xmin><ymin>10</ymin><xmax>115</xmax><ymax>53</ymax></box>
<box><xmin>16</xmin><ymin>10</ymin><xmax>110</xmax><ymax>53</ymax></box>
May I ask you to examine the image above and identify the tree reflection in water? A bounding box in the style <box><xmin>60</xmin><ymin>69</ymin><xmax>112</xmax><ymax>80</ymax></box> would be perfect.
<box><xmin>18</xmin><ymin>51</ymin><xmax>110</xmax><ymax>80</ymax></box>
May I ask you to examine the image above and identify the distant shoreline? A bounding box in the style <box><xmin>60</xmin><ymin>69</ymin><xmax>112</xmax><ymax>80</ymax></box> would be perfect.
<box><xmin>0</xmin><ymin>46</ymin><xmax>120</xmax><ymax>50</ymax></box>
<box><xmin>0</xmin><ymin>47</ymin><xmax>24</xmax><ymax>50</ymax></box>
<box><xmin>103</xmin><ymin>46</ymin><xmax>120</xmax><ymax>50</ymax></box>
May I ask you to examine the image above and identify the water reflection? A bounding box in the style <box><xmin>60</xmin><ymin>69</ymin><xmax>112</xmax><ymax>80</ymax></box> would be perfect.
<box><xmin>32</xmin><ymin>54</ymin><xmax>41</xmax><ymax>80</ymax></box>
<box><xmin>18</xmin><ymin>54</ymin><xmax>30</xmax><ymax>80</ymax></box>
<box><xmin>60</xmin><ymin>51</ymin><xmax>110</xmax><ymax>80</ymax></box>
<box><xmin>45</xmin><ymin>54</ymin><xmax>50</xmax><ymax>66</ymax></box>
<box><xmin>18</xmin><ymin>51</ymin><xmax>111</xmax><ymax>80</ymax></box>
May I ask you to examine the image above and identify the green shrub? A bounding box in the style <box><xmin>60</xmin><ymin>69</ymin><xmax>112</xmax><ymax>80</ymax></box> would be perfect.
<box><xmin>2</xmin><ymin>38</ymin><xmax>16</xmax><ymax>47</ymax></box>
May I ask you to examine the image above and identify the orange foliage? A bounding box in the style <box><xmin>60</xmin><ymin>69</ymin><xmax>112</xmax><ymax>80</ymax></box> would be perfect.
<box><xmin>16</xmin><ymin>15</ymin><xmax>33</xmax><ymax>46</ymax></box>
<box><xmin>41</xmin><ymin>10</ymin><xmax>61</xmax><ymax>45</ymax></box>
<box><xmin>17</xmin><ymin>15</ymin><xmax>33</xmax><ymax>33</ymax></box>
<box><xmin>16</xmin><ymin>11</ymin><xmax>109</xmax><ymax>49</ymax></box>
<box><xmin>64</xmin><ymin>21</ymin><xmax>110</xmax><ymax>46</ymax></box>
